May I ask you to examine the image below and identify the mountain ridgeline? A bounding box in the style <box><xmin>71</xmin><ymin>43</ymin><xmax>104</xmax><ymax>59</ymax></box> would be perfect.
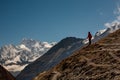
<box><xmin>33</xmin><ymin>29</ymin><xmax>120</xmax><ymax>80</ymax></box>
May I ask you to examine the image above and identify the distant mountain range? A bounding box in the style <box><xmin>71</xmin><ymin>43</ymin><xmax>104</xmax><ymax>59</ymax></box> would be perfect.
<box><xmin>0</xmin><ymin>39</ymin><xmax>56</xmax><ymax>76</ymax></box>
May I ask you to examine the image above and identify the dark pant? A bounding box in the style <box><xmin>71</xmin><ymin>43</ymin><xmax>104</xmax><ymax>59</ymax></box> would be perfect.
<box><xmin>89</xmin><ymin>39</ymin><xmax>91</xmax><ymax>45</ymax></box>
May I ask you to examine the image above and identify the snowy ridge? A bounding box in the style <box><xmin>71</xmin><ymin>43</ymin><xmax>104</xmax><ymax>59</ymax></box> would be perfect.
<box><xmin>0</xmin><ymin>39</ymin><xmax>56</xmax><ymax>76</ymax></box>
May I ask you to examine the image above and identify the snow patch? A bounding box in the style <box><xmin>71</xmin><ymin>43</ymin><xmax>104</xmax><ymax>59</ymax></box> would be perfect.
<box><xmin>104</xmin><ymin>5</ymin><xmax>120</xmax><ymax>33</ymax></box>
<box><xmin>43</xmin><ymin>42</ymin><xmax>52</xmax><ymax>48</ymax></box>
<box><xmin>4</xmin><ymin>64</ymin><xmax>28</xmax><ymax>72</ymax></box>
<box><xmin>19</xmin><ymin>44</ymin><xmax>31</xmax><ymax>51</ymax></box>
<box><xmin>95</xmin><ymin>29</ymin><xmax>107</xmax><ymax>36</ymax></box>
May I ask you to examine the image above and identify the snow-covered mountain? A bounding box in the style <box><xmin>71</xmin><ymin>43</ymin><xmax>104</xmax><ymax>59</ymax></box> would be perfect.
<box><xmin>0</xmin><ymin>39</ymin><xmax>56</xmax><ymax>76</ymax></box>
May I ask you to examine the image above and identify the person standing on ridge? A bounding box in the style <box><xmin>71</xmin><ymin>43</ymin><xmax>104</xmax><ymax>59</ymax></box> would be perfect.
<box><xmin>87</xmin><ymin>32</ymin><xmax>92</xmax><ymax>45</ymax></box>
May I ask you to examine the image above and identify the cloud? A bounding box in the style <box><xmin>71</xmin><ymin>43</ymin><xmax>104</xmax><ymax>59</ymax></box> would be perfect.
<box><xmin>104</xmin><ymin>20</ymin><xmax>119</xmax><ymax>28</ymax></box>
<box><xmin>104</xmin><ymin>3</ymin><xmax>120</xmax><ymax>28</ymax></box>
<box><xmin>114</xmin><ymin>4</ymin><xmax>120</xmax><ymax>15</ymax></box>
<box><xmin>114</xmin><ymin>4</ymin><xmax>120</xmax><ymax>21</ymax></box>
<box><xmin>104</xmin><ymin>23</ymin><xmax>111</xmax><ymax>28</ymax></box>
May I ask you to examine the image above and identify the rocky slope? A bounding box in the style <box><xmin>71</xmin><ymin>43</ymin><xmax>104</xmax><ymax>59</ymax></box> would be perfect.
<box><xmin>0</xmin><ymin>39</ymin><xmax>56</xmax><ymax>76</ymax></box>
<box><xmin>33</xmin><ymin>29</ymin><xmax>120</xmax><ymax>80</ymax></box>
<box><xmin>0</xmin><ymin>65</ymin><xmax>15</xmax><ymax>80</ymax></box>
<box><xmin>16</xmin><ymin>37</ymin><xmax>84</xmax><ymax>80</ymax></box>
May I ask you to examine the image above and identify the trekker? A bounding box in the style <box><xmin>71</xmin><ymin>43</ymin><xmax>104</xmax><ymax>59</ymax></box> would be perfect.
<box><xmin>87</xmin><ymin>32</ymin><xmax>92</xmax><ymax>45</ymax></box>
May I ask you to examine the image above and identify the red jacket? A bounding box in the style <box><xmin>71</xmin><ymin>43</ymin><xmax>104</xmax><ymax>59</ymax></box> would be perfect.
<box><xmin>88</xmin><ymin>32</ymin><xmax>92</xmax><ymax>39</ymax></box>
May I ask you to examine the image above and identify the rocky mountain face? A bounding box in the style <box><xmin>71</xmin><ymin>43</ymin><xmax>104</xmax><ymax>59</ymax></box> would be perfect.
<box><xmin>0</xmin><ymin>39</ymin><xmax>56</xmax><ymax>76</ymax></box>
<box><xmin>0</xmin><ymin>65</ymin><xmax>15</xmax><ymax>80</ymax></box>
<box><xmin>16</xmin><ymin>37</ymin><xmax>84</xmax><ymax>80</ymax></box>
<box><xmin>33</xmin><ymin>29</ymin><xmax>120</xmax><ymax>80</ymax></box>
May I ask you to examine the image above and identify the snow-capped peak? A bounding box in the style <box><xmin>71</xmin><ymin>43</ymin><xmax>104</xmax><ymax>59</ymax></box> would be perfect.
<box><xmin>21</xmin><ymin>38</ymin><xmax>40</xmax><ymax>48</ymax></box>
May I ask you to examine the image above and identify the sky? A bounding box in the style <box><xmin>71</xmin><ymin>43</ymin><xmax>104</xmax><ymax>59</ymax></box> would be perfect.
<box><xmin>0</xmin><ymin>0</ymin><xmax>119</xmax><ymax>47</ymax></box>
